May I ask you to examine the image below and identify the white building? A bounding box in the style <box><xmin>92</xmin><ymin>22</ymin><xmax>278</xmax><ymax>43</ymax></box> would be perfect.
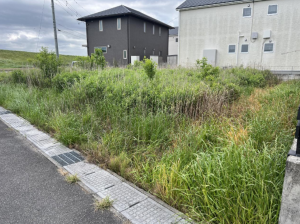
<box><xmin>169</xmin><ymin>27</ymin><xmax>179</xmax><ymax>55</ymax></box>
<box><xmin>177</xmin><ymin>0</ymin><xmax>300</xmax><ymax>72</ymax></box>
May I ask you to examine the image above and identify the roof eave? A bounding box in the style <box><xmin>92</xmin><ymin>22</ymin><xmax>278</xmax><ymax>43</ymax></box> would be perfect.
<box><xmin>78</xmin><ymin>13</ymin><xmax>174</xmax><ymax>29</ymax></box>
<box><xmin>176</xmin><ymin>0</ymin><xmax>264</xmax><ymax>11</ymax></box>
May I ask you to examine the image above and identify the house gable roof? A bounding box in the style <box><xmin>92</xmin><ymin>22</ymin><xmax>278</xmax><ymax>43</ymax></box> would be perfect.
<box><xmin>177</xmin><ymin>0</ymin><xmax>253</xmax><ymax>10</ymax></box>
<box><xmin>78</xmin><ymin>5</ymin><xmax>174</xmax><ymax>29</ymax></box>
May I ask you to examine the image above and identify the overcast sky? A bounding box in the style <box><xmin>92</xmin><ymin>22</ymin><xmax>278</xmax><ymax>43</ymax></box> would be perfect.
<box><xmin>0</xmin><ymin>0</ymin><xmax>181</xmax><ymax>56</ymax></box>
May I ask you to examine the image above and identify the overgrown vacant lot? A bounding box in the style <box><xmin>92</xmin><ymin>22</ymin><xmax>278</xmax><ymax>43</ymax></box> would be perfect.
<box><xmin>0</xmin><ymin>65</ymin><xmax>298</xmax><ymax>223</ymax></box>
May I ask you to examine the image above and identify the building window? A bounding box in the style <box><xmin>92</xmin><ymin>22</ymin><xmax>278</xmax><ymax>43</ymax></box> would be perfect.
<box><xmin>241</xmin><ymin>44</ymin><xmax>249</xmax><ymax>53</ymax></box>
<box><xmin>243</xmin><ymin>8</ymin><xmax>252</xmax><ymax>17</ymax></box>
<box><xmin>99</xmin><ymin>20</ymin><xmax>103</xmax><ymax>31</ymax></box>
<box><xmin>268</xmin><ymin>5</ymin><xmax>278</xmax><ymax>15</ymax></box>
<box><xmin>153</xmin><ymin>25</ymin><xmax>155</xmax><ymax>35</ymax></box>
<box><xmin>123</xmin><ymin>50</ymin><xmax>127</xmax><ymax>59</ymax></box>
<box><xmin>144</xmin><ymin>22</ymin><xmax>146</xmax><ymax>33</ymax></box>
<box><xmin>159</xmin><ymin>27</ymin><xmax>161</xmax><ymax>36</ymax></box>
<box><xmin>94</xmin><ymin>46</ymin><xmax>107</xmax><ymax>54</ymax></box>
<box><xmin>228</xmin><ymin>45</ymin><xmax>236</xmax><ymax>53</ymax></box>
<box><xmin>117</xmin><ymin>18</ymin><xmax>121</xmax><ymax>30</ymax></box>
<box><xmin>176</xmin><ymin>38</ymin><xmax>178</xmax><ymax>42</ymax></box>
<box><xmin>159</xmin><ymin>51</ymin><xmax>162</xmax><ymax>56</ymax></box>
<box><xmin>264</xmin><ymin>43</ymin><xmax>274</xmax><ymax>52</ymax></box>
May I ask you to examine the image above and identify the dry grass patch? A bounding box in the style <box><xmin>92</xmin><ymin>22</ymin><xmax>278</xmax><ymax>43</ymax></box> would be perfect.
<box><xmin>94</xmin><ymin>196</ymin><xmax>114</xmax><ymax>210</ymax></box>
<box><xmin>65</xmin><ymin>174</ymin><xmax>80</xmax><ymax>184</ymax></box>
<box><xmin>57</xmin><ymin>168</ymin><xmax>68</xmax><ymax>176</ymax></box>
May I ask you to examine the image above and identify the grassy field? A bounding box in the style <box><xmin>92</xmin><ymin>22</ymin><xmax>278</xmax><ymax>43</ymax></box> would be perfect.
<box><xmin>0</xmin><ymin>64</ymin><xmax>298</xmax><ymax>223</ymax></box>
<box><xmin>0</xmin><ymin>49</ymin><xmax>78</xmax><ymax>69</ymax></box>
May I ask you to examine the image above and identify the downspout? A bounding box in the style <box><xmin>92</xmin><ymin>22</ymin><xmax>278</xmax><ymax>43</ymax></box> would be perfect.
<box><xmin>86</xmin><ymin>21</ymin><xmax>89</xmax><ymax>56</ymax></box>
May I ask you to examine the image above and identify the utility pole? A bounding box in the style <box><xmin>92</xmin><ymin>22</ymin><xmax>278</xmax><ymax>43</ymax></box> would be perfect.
<box><xmin>51</xmin><ymin>0</ymin><xmax>59</xmax><ymax>59</ymax></box>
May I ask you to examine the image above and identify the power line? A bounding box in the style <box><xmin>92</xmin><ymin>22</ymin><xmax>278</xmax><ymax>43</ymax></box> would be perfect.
<box><xmin>73</xmin><ymin>0</ymin><xmax>92</xmax><ymax>15</ymax></box>
<box><xmin>65</xmin><ymin>0</ymin><xmax>82</xmax><ymax>17</ymax></box>
<box><xmin>36</xmin><ymin>0</ymin><xmax>46</xmax><ymax>52</ymax></box>
<box><xmin>55</xmin><ymin>0</ymin><xmax>75</xmax><ymax>18</ymax></box>
<box><xmin>57</xmin><ymin>23</ymin><xmax>85</xmax><ymax>35</ymax></box>
<box><xmin>58</xmin><ymin>29</ymin><xmax>86</xmax><ymax>39</ymax></box>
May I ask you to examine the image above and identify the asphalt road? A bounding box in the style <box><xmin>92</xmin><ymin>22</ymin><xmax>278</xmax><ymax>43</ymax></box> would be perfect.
<box><xmin>0</xmin><ymin>120</ymin><xmax>123</xmax><ymax>224</ymax></box>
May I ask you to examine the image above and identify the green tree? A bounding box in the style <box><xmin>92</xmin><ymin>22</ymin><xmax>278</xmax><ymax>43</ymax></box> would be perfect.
<box><xmin>36</xmin><ymin>47</ymin><xmax>62</xmax><ymax>78</ymax></box>
<box><xmin>92</xmin><ymin>48</ymin><xmax>106</xmax><ymax>70</ymax></box>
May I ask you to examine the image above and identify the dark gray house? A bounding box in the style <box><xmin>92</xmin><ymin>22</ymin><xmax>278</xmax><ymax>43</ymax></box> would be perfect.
<box><xmin>78</xmin><ymin>5</ymin><xmax>173</xmax><ymax>66</ymax></box>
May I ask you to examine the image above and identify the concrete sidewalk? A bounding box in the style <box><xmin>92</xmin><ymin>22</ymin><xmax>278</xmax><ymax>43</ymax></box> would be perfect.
<box><xmin>0</xmin><ymin>120</ymin><xmax>123</xmax><ymax>224</ymax></box>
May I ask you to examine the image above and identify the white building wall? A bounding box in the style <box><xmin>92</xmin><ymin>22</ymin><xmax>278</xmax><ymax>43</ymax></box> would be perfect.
<box><xmin>169</xmin><ymin>35</ymin><xmax>178</xmax><ymax>55</ymax></box>
<box><xmin>178</xmin><ymin>0</ymin><xmax>300</xmax><ymax>70</ymax></box>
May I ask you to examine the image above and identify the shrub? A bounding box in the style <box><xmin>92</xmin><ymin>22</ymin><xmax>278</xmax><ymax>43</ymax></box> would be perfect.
<box><xmin>11</xmin><ymin>70</ymin><xmax>27</xmax><ymax>84</ymax></box>
<box><xmin>196</xmin><ymin>57</ymin><xmax>220</xmax><ymax>79</ymax></box>
<box><xmin>52</xmin><ymin>71</ymin><xmax>83</xmax><ymax>91</ymax></box>
<box><xmin>92</xmin><ymin>48</ymin><xmax>106</xmax><ymax>70</ymax></box>
<box><xmin>143</xmin><ymin>58</ymin><xmax>156</xmax><ymax>80</ymax></box>
<box><xmin>36</xmin><ymin>47</ymin><xmax>62</xmax><ymax>78</ymax></box>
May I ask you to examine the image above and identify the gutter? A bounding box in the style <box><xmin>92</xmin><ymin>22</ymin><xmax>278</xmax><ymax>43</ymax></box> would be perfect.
<box><xmin>176</xmin><ymin>0</ymin><xmax>265</xmax><ymax>11</ymax></box>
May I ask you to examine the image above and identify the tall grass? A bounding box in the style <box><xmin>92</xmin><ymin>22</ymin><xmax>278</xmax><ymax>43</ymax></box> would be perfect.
<box><xmin>0</xmin><ymin>66</ymin><xmax>297</xmax><ymax>223</ymax></box>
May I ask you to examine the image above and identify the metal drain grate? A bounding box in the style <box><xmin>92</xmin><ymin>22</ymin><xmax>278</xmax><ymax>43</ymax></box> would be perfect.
<box><xmin>51</xmin><ymin>152</ymin><xmax>84</xmax><ymax>166</ymax></box>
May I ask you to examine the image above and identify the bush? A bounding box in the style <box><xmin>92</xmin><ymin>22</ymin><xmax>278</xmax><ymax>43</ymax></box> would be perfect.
<box><xmin>143</xmin><ymin>58</ymin><xmax>156</xmax><ymax>80</ymax></box>
<box><xmin>36</xmin><ymin>47</ymin><xmax>62</xmax><ymax>78</ymax></box>
<box><xmin>11</xmin><ymin>70</ymin><xmax>27</xmax><ymax>84</ymax></box>
<box><xmin>92</xmin><ymin>49</ymin><xmax>106</xmax><ymax>70</ymax></box>
<box><xmin>196</xmin><ymin>57</ymin><xmax>220</xmax><ymax>79</ymax></box>
<box><xmin>52</xmin><ymin>71</ymin><xmax>84</xmax><ymax>91</ymax></box>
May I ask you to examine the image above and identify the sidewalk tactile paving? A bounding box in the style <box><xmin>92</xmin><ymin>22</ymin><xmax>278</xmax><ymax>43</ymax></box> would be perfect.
<box><xmin>121</xmin><ymin>198</ymin><xmax>182</xmax><ymax>224</ymax></box>
<box><xmin>44</xmin><ymin>144</ymin><xmax>72</xmax><ymax>156</ymax></box>
<box><xmin>80</xmin><ymin>170</ymin><xmax>121</xmax><ymax>193</ymax></box>
<box><xmin>51</xmin><ymin>152</ymin><xmax>84</xmax><ymax>166</ymax></box>
<box><xmin>64</xmin><ymin>161</ymin><xmax>101</xmax><ymax>177</ymax></box>
<box><xmin>98</xmin><ymin>183</ymin><xmax>148</xmax><ymax>212</ymax></box>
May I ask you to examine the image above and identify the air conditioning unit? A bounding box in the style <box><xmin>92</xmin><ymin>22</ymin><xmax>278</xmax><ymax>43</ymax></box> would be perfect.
<box><xmin>251</xmin><ymin>32</ymin><xmax>258</xmax><ymax>39</ymax></box>
<box><xmin>263</xmin><ymin>30</ymin><xmax>271</xmax><ymax>39</ymax></box>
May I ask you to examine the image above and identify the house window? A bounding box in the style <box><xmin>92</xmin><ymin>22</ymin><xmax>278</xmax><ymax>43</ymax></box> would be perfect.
<box><xmin>159</xmin><ymin>27</ymin><xmax>161</xmax><ymax>36</ymax></box>
<box><xmin>159</xmin><ymin>51</ymin><xmax>162</xmax><ymax>56</ymax></box>
<box><xmin>176</xmin><ymin>38</ymin><xmax>178</xmax><ymax>42</ymax></box>
<box><xmin>264</xmin><ymin>43</ymin><xmax>274</xmax><ymax>52</ymax></box>
<box><xmin>153</xmin><ymin>25</ymin><xmax>155</xmax><ymax>35</ymax></box>
<box><xmin>243</xmin><ymin>8</ymin><xmax>252</xmax><ymax>17</ymax></box>
<box><xmin>117</xmin><ymin>18</ymin><xmax>121</xmax><ymax>30</ymax></box>
<box><xmin>241</xmin><ymin>44</ymin><xmax>249</xmax><ymax>53</ymax></box>
<box><xmin>144</xmin><ymin>22</ymin><xmax>146</xmax><ymax>33</ymax></box>
<box><xmin>228</xmin><ymin>45</ymin><xmax>236</xmax><ymax>53</ymax></box>
<box><xmin>268</xmin><ymin>5</ymin><xmax>278</xmax><ymax>15</ymax></box>
<box><xmin>99</xmin><ymin>20</ymin><xmax>103</xmax><ymax>31</ymax></box>
<box><xmin>95</xmin><ymin>46</ymin><xmax>107</xmax><ymax>54</ymax></box>
<box><xmin>123</xmin><ymin>50</ymin><xmax>127</xmax><ymax>59</ymax></box>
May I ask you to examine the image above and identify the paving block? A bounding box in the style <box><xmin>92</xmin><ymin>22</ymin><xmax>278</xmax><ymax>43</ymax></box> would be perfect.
<box><xmin>64</xmin><ymin>161</ymin><xmax>101</xmax><ymax>177</ymax></box>
<box><xmin>15</xmin><ymin>125</ymin><xmax>36</xmax><ymax>135</ymax></box>
<box><xmin>121</xmin><ymin>198</ymin><xmax>182</xmax><ymax>224</ymax></box>
<box><xmin>27</xmin><ymin>134</ymin><xmax>58</xmax><ymax>150</ymax></box>
<box><xmin>51</xmin><ymin>152</ymin><xmax>84</xmax><ymax>166</ymax></box>
<box><xmin>98</xmin><ymin>183</ymin><xmax>148</xmax><ymax>212</ymax></box>
<box><xmin>44</xmin><ymin>144</ymin><xmax>72</xmax><ymax>156</ymax></box>
<box><xmin>0</xmin><ymin>114</ymin><xmax>23</xmax><ymax>124</ymax></box>
<box><xmin>24</xmin><ymin>129</ymin><xmax>45</xmax><ymax>137</ymax></box>
<box><xmin>80</xmin><ymin>170</ymin><xmax>121</xmax><ymax>193</ymax></box>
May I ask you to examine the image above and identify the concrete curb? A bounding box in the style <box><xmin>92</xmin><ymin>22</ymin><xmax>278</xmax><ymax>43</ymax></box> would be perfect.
<box><xmin>279</xmin><ymin>139</ymin><xmax>300</xmax><ymax>224</ymax></box>
<box><xmin>0</xmin><ymin>106</ymin><xmax>192</xmax><ymax>224</ymax></box>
